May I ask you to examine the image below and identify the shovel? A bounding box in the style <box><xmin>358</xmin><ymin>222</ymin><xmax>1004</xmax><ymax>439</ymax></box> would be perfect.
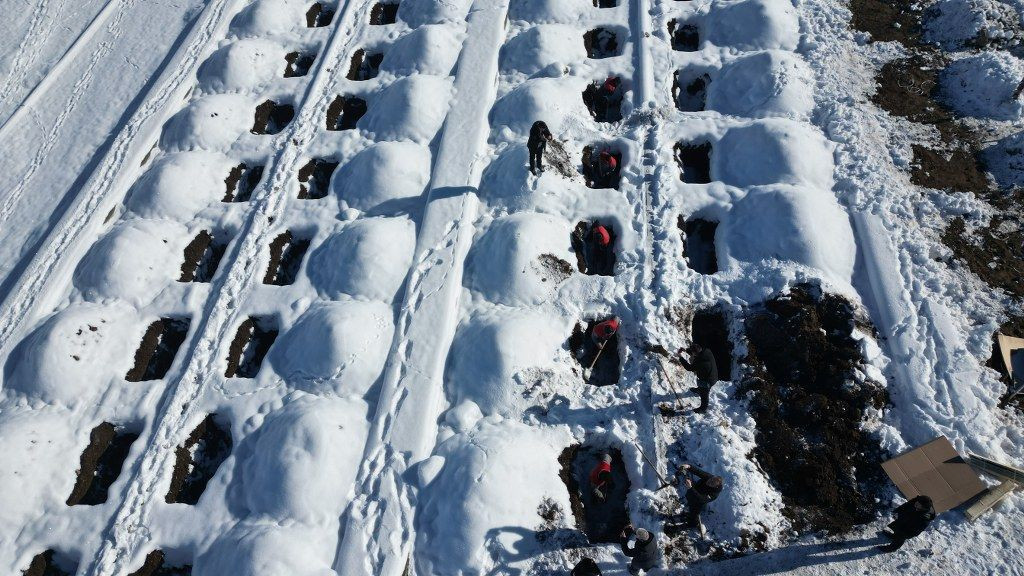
<box><xmin>582</xmin><ymin>340</ymin><xmax>608</xmax><ymax>382</ymax></box>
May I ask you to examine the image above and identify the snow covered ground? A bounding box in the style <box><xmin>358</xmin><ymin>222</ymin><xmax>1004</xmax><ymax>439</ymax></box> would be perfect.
<box><xmin>0</xmin><ymin>0</ymin><xmax>1022</xmax><ymax>575</ymax></box>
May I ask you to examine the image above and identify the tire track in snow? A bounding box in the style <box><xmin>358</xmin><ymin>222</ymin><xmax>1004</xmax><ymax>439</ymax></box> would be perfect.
<box><xmin>81</xmin><ymin>1</ymin><xmax>378</xmax><ymax>573</ymax></box>
<box><xmin>0</xmin><ymin>0</ymin><xmax>68</xmax><ymax>121</ymax></box>
<box><xmin>0</xmin><ymin>0</ymin><xmax>237</xmax><ymax>358</ymax></box>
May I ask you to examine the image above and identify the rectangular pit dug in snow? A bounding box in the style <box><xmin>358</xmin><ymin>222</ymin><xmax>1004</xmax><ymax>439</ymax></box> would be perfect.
<box><xmin>224</xmin><ymin>316</ymin><xmax>278</xmax><ymax>378</ymax></box>
<box><xmin>593</xmin><ymin>0</ymin><xmax>619</xmax><ymax>6</ymax></box>
<box><xmin>326</xmin><ymin>94</ymin><xmax>367</xmax><ymax>130</ymax></box>
<box><xmin>128</xmin><ymin>551</ymin><xmax>192</xmax><ymax>576</ymax></box>
<box><xmin>669</xmin><ymin>20</ymin><xmax>700</xmax><ymax>52</ymax></box>
<box><xmin>674</xmin><ymin>71</ymin><xmax>709</xmax><ymax>112</ymax></box>
<box><xmin>306</xmin><ymin>2</ymin><xmax>335</xmax><ymax>27</ymax></box>
<box><xmin>67</xmin><ymin>423</ymin><xmax>139</xmax><ymax>506</ymax></box>
<box><xmin>569</xmin><ymin>320</ymin><xmax>621</xmax><ymax>386</ymax></box>
<box><xmin>179</xmin><ymin>230</ymin><xmax>228</xmax><ymax>283</ymax></box>
<box><xmin>297</xmin><ymin>158</ymin><xmax>338</xmax><ymax>199</ymax></box>
<box><xmin>582</xmin><ymin>77</ymin><xmax>624</xmax><ymax>123</ymax></box>
<box><xmin>681</xmin><ymin>217</ymin><xmax>718</xmax><ymax>275</ymax></box>
<box><xmin>223</xmin><ymin>163</ymin><xmax>264</xmax><ymax>202</ymax></box>
<box><xmin>690</xmin><ymin>306</ymin><xmax>733</xmax><ymax>380</ymax></box>
<box><xmin>882</xmin><ymin>436</ymin><xmax>985</xmax><ymax>513</ymax></box>
<box><xmin>251</xmin><ymin>100</ymin><xmax>294</xmax><ymax>135</ymax></box>
<box><xmin>584</xmin><ymin>28</ymin><xmax>620</xmax><ymax>59</ymax></box>
<box><xmin>125</xmin><ymin>318</ymin><xmax>191</xmax><ymax>381</ymax></box>
<box><xmin>22</xmin><ymin>550</ymin><xmax>77</xmax><ymax>576</ymax></box>
<box><xmin>263</xmin><ymin>230</ymin><xmax>311</xmax><ymax>285</ymax></box>
<box><xmin>284</xmin><ymin>51</ymin><xmax>316</xmax><ymax>78</ymax></box>
<box><xmin>582</xmin><ymin>145</ymin><xmax>622</xmax><ymax>190</ymax></box>
<box><xmin>370</xmin><ymin>2</ymin><xmax>399</xmax><ymax>25</ymax></box>
<box><xmin>165</xmin><ymin>415</ymin><xmax>232</xmax><ymax>505</ymax></box>
<box><xmin>675</xmin><ymin>142</ymin><xmax>711</xmax><ymax>184</ymax></box>
<box><xmin>347</xmin><ymin>48</ymin><xmax>383</xmax><ymax>81</ymax></box>
<box><xmin>559</xmin><ymin>445</ymin><xmax>630</xmax><ymax>543</ymax></box>
<box><xmin>571</xmin><ymin>220</ymin><xmax>616</xmax><ymax>276</ymax></box>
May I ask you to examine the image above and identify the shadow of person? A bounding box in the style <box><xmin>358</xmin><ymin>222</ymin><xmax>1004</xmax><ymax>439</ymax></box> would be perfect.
<box><xmin>682</xmin><ymin>535</ymin><xmax>887</xmax><ymax>575</ymax></box>
<box><xmin>482</xmin><ymin>525</ymin><xmax>591</xmax><ymax>575</ymax></box>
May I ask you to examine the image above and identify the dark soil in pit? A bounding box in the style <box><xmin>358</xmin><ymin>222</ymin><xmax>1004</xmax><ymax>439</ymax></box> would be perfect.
<box><xmin>225</xmin><ymin>316</ymin><xmax>278</xmax><ymax>378</ymax></box>
<box><xmin>679</xmin><ymin>216</ymin><xmax>718</xmax><ymax>275</ymax></box>
<box><xmin>942</xmin><ymin>210</ymin><xmax>1024</xmax><ymax>299</ymax></box>
<box><xmin>67</xmin><ymin>423</ymin><xmax>139</xmax><ymax>506</ymax></box>
<box><xmin>582</xmin><ymin>78</ymin><xmax>624</xmax><ymax>123</ymax></box>
<box><xmin>850</xmin><ymin>0</ymin><xmax>921</xmax><ymax>44</ymax></box>
<box><xmin>675</xmin><ymin>142</ymin><xmax>711</xmax><ymax>184</ymax></box>
<box><xmin>558</xmin><ymin>445</ymin><xmax>630</xmax><ymax>543</ymax></box>
<box><xmin>740</xmin><ymin>284</ymin><xmax>888</xmax><ymax>534</ymax></box>
<box><xmin>263</xmin><ymin>230</ymin><xmax>311</xmax><ymax>285</ymax></box>
<box><xmin>582</xmin><ymin>145</ymin><xmax>622</xmax><ymax>189</ymax></box>
<box><xmin>568</xmin><ymin>320</ymin><xmax>621</xmax><ymax>386</ymax></box>
<box><xmin>298</xmin><ymin>158</ymin><xmax>338</xmax><ymax>199</ymax></box>
<box><xmin>125</xmin><ymin>318</ymin><xmax>191</xmax><ymax>382</ymax></box>
<box><xmin>674</xmin><ymin>71</ymin><xmax>708</xmax><ymax>112</ymax></box>
<box><xmin>251</xmin><ymin>100</ymin><xmax>294</xmax><ymax>135</ymax></box>
<box><xmin>326</xmin><ymin>94</ymin><xmax>367</xmax><ymax>130</ymax></box>
<box><xmin>128</xmin><ymin>551</ymin><xmax>191</xmax><ymax>576</ymax></box>
<box><xmin>179</xmin><ymin>230</ymin><xmax>228</xmax><ymax>283</ymax></box>
<box><xmin>593</xmin><ymin>0</ymin><xmax>618</xmax><ymax>6</ymax></box>
<box><xmin>669</xmin><ymin>20</ymin><xmax>700</xmax><ymax>51</ymax></box>
<box><xmin>347</xmin><ymin>49</ymin><xmax>383</xmax><ymax>81</ymax></box>
<box><xmin>370</xmin><ymin>2</ymin><xmax>399</xmax><ymax>25</ymax></box>
<box><xmin>165</xmin><ymin>415</ymin><xmax>232</xmax><ymax>505</ymax></box>
<box><xmin>691</xmin><ymin>306</ymin><xmax>733</xmax><ymax>380</ymax></box>
<box><xmin>583</xmin><ymin>28</ymin><xmax>620</xmax><ymax>59</ymax></box>
<box><xmin>535</xmin><ymin>254</ymin><xmax>573</xmax><ymax>286</ymax></box>
<box><xmin>570</xmin><ymin>220</ymin><xmax>617</xmax><ymax>276</ymax></box>
<box><xmin>22</xmin><ymin>550</ymin><xmax>77</xmax><ymax>576</ymax></box>
<box><xmin>306</xmin><ymin>2</ymin><xmax>335</xmax><ymax>27</ymax></box>
<box><xmin>284</xmin><ymin>51</ymin><xmax>316</xmax><ymax>78</ymax></box>
<box><xmin>223</xmin><ymin>163</ymin><xmax>264</xmax><ymax>202</ymax></box>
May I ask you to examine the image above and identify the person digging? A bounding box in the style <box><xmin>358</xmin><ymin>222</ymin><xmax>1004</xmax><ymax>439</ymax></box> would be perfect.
<box><xmin>591</xmin><ymin>150</ymin><xmax>618</xmax><ymax>188</ymax></box>
<box><xmin>619</xmin><ymin>525</ymin><xmax>662</xmax><ymax>575</ymax></box>
<box><xmin>528</xmin><ymin>120</ymin><xmax>553</xmax><ymax>175</ymax></box>
<box><xmin>586</xmin><ymin>221</ymin><xmax>614</xmax><ymax>275</ymax></box>
<box><xmin>878</xmin><ymin>495</ymin><xmax>935</xmax><ymax>553</ymax></box>
<box><xmin>662</xmin><ymin>463</ymin><xmax>723</xmax><ymax>532</ymax></box>
<box><xmin>678</xmin><ymin>344</ymin><xmax>718</xmax><ymax>413</ymax></box>
<box><xmin>589</xmin><ymin>452</ymin><xmax>614</xmax><ymax>503</ymax></box>
<box><xmin>582</xmin><ymin>317</ymin><xmax>619</xmax><ymax>382</ymax></box>
<box><xmin>593</xmin><ymin>76</ymin><xmax>622</xmax><ymax>122</ymax></box>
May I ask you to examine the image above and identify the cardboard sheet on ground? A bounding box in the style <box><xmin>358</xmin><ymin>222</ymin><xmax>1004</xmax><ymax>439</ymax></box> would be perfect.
<box><xmin>881</xmin><ymin>436</ymin><xmax>985</xmax><ymax>513</ymax></box>
<box><xmin>996</xmin><ymin>333</ymin><xmax>1024</xmax><ymax>380</ymax></box>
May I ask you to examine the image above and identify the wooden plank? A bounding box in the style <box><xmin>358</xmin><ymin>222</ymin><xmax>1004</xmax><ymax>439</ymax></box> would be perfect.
<box><xmin>996</xmin><ymin>333</ymin><xmax>1024</xmax><ymax>378</ymax></box>
<box><xmin>966</xmin><ymin>480</ymin><xmax>1018</xmax><ymax>521</ymax></box>
<box><xmin>969</xmin><ymin>453</ymin><xmax>1024</xmax><ymax>483</ymax></box>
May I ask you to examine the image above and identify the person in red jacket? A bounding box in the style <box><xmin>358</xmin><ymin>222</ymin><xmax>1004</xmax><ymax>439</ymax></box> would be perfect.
<box><xmin>591</xmin><ymin>317</ymin><xmax>619</xmax><ymax>344</ymax></box>
<box><xmin>595</xmin><ymin>151</ymin><xmax>618</xmax><ymax>188</ymax></box>
<box><xmin>587</xmin><ymin>221</ymin><xmax>614</xmax><ymax>275</ymax></box>
<box><xmin>594</xmin><ymin>76</ymin><xmax>622</xmax><ymax>122</ymax></box>
<box><xmin>589</xmin><ymin>452</ymin><xmax>614</xmax><ymax>502</ymax></box>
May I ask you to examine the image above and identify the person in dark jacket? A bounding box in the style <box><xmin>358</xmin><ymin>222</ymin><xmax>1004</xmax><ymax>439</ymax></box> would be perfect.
<box><xmin>528</xmin><ymin>120</ymin><xmax>553</xmax><ymax>175</ymax></box>
<box><xmin>570</xmin><ymin>558</ymin><xmax>602</xmax><ymax>576</ymax></box>
<box><xmin>619</xmin><ymin>526</ymin><xmax>662</xmax><ymax>575</ymax></box>
<box><xmin>680</xmin><ymin>463</ymin><xmax>723</xmax><ymax>527</ymax></box>
<box><xmin>879</xmin><ymin>495</ymin><xmax>936</xmax><ymax>552</ymax></box>
<box><xmin>679</xmin><ymin>344</ymin><xmax>719</xmax><ymax>413</ymax></box>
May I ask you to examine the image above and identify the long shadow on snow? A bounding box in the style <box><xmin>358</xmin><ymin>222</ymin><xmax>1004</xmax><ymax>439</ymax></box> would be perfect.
<box><xmin>0</xmin><ymin>10</ymin><xmax>206</xmax><ymax>305</ymax></box>
<box><xmin>683</xmin><ymin>536</ymin><xmax>885</xmax><ymax>575</ymax></box>
<box><xmin>482</xmin><ymin>525</ymin><xmax>590</xmax><ymax>576</ymax></box>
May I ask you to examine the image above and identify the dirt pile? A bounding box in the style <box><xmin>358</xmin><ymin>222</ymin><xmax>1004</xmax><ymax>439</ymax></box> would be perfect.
<box><xmin>740</xmin><ymin>285</ymin><xmax>887</xmax><ymax>533</ymax></box>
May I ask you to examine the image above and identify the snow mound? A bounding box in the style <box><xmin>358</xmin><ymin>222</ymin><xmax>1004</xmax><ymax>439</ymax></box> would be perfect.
<box><xmin>243</xmin><ymin>396</ymin><xmax>369</xmax><ymax>525</ymax></box>
<box><xmin>710</xmin><ymin>51</ymin><xmax>814</xmax><ymax>120</ymax></box>
<box><xmin>707</xmin><ymin>0</ymin><xmax>800</xmax><ymax>52</ymax></box>
<box><xmin>940</xmin><ymin>51</ymin><xmax>1024</xmax><ymax>120</ymax></box>
<box><xmin>499</xmin><ymin>25</ymin><xmax>588</xmax><ymax>76</ymax></box>
<box><xmin>714</xmin><ymin>119</ymin><xmax>834</xmax><ymax>189</ymax></box>
<box><xmin>924</xmin><ymin>0</ymin><xmax>1021</xmax><ymax>48</ymax></box>
<box><xmin>381</xmin><ymin>25</ymin><xmax>464</xmax><ymax>77</ymax></box>
<box><xmin>73</xmin><ymin>219</ymin><xmax>190</xmax><ymax>306</ymax></box>
<box><xmin>361</xmin><ymin>76</ymin><xmax>453</xmax><ymax>144</ymax></box>
<box><xmin>307</xmin><ymin>217</ymin><xmax>415</xmax><ymax>302</ymax></box>
<box><xmin>722</xmin><ymin>185</ymin><xmax>855</xmax><ymax>285</ymax></box>
<box><xmin>416</xmin><ymin>419</ymin><xmax>573</xmax><ymax>575</ymax></box>
<box><xmin>194</xmin><ymin>523</ymin><xmax>336</xmax><ymax>576</ymax></box>
<box><xmin>479</xmin><ymin>145</ymin><xmax>534</xmax><ymax>210</ymax></box>
<box><xmin>0</xmin><ymin>411</ymin><xmax>78</xmax><ymax>533</ymax></box>
<box><xmin>490</xmin><ymin>77</ymin><xmax>589</xmax><ymax>138</ymax></box>
<box><xmin>467</xmin><ymin>212</ymin><xmax>575</xmax><ymax>307</ymax></box>
<box><xmin>398</xmin><ymin>0</ymin><xmax>474</xmax><ymax>27</ymax></box>
<box><xmin>161</xmin><ymin>94</ymin><xmax>253</xmax><ymax>152</ymax></box>
<box><xmin>198</xmin><ymin>39</ymin><xmax>285</xmax><ymax>94</ymax></box>
<box><xmin>269</xmin><ymin>301</ymin><xmax>394</xmax><ymax>396</ymax></box>
<box><xmin>983</xmin><ymin>132</ymin><xmax>1024</xmax><ymax>188</ymax></box>
<box><xmin>4</xmin><ymin>304</ymin><xmax>139</xmax><ymax>407</ymax></box>
<box><xmin>126</xmin><ymin>152</ymin><xmax>233</xmax><ymax>221</ymax></box>
<box><xmin>331</xmin><ymin>141</ymin><xmax>431</xmax><ymax>212</ymax></box>
<box><xmin>230</xmin><ymin>0</ymin><xmax>310</xmax><ymax>37</ymax></box>
<box><xmin>509</xmin><ymin>0</ymin><xmax>595</xmax><ymax>23</ymax></box>
<box><xmin>446</xmin><ymin>310</ymin><xmax>569</xmax><ymax>416</ymax></box>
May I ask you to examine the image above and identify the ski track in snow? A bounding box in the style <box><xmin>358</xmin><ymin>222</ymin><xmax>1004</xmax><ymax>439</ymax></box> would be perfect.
<box><xmin>81</xmin><ymin>1</ymin><xmax>380</xmax><ymax>573</ymax></box>
<box><xmin>0</xmin><ymin>0</ymin><xmax>66</xmax><ymax>120</ymax></box>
